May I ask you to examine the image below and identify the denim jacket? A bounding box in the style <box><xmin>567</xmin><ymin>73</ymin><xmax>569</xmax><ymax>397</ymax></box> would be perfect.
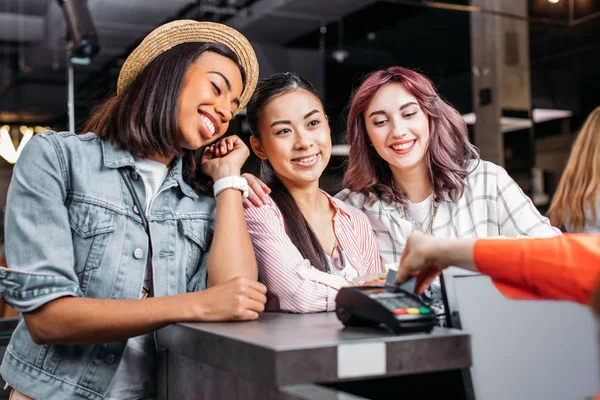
<box><xmin>0</xmin><ymin>131</ymin><xmax>214</xmax><ymax>400</ymax></box>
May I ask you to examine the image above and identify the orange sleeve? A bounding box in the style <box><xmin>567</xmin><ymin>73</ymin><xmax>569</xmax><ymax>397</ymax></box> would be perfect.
<box><xmin>473</xmin><ymin>234</ymin><xmax>600</xmax><ymax>305</ymax></box>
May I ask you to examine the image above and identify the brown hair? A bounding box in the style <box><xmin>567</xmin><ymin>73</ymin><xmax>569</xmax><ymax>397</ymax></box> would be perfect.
<box><xmin>548</xmin><ymin>106</ymin><xmax>600</xmax><ymax>232</ymax></box>
<box><xmin>82</xmin><ymin>42</ymin><xmax>246</xmax><ymax>193</ymax></box>
<box><xmin>343</xmin><ymin>66</ymin><xmax>479</xmax><ymax>205</ymax></box>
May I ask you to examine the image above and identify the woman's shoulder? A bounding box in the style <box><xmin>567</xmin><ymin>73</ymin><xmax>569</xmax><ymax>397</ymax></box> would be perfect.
<box><xmin>35</xmin><ymin>130</ymin><xmax>99</xmax><ymax>145</ymax></box>
<box><xmin>331</xmin><ymin>195</ymin><xmax>368</xmax><ymax>218</ymax></box>
<box><xmin>35</xmin><ymin>130</ymin><xmax>103</xmax><ymax>159</ymax></box>
<box><xmin>464</xmin><ymin>159</ymin><xmax>512</xmax><ymax>192</ymax></box>
<box><xmin>334</xmin><ymin>188</ymin><xmax>386</xmax><ymax>211</ymax></box>
<box><xmin>16</xmin><ymin>131</ymin><xmax>100</xmax><ymax>169</ymax></box>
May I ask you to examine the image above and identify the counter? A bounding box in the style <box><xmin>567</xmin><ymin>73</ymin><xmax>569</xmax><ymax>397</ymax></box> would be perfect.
<box><xmin>157</xmin><ymin>312</ymin><xmax>472</xmax><ymax>399</ymax></box>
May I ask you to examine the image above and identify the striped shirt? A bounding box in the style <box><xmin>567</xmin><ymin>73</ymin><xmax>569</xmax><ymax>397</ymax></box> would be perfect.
<box><xmin>244</xmin><ymin>192</ymin><xmax>382</xmax><ymax>313</ymax></box>
<box><xmin>336</xmin><ymin>160</ymin><xmax>562</xmax><ymax>265</ymax></box>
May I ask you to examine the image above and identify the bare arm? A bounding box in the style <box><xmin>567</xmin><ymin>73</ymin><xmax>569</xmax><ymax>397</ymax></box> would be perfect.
<box><xmin>20</xmin><ymin>276</ymin><xmax>267</xmax><ymax>345</ymax></box>
<box><xmin>201</xmin><ymin>136</ymin><xmax>258</xmax><ymax>286</ymax></box>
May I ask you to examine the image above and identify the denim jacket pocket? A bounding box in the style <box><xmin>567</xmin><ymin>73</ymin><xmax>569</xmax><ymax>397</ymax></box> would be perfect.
<box><xmin>68</xmin><ymin>201</ymin><xmax>118</xmax><ymax>294</ymax></box>
<box><xmin>179</xmin><ymin>218</ymin><xmax>210</xmax><ymax>281</ymax></box>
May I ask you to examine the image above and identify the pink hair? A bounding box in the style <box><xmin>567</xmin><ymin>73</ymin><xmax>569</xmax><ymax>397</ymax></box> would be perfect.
<box><xmin>343</xmin><ymin>66</ymin><xmax>479</xmax><ymax>204</ymax></box>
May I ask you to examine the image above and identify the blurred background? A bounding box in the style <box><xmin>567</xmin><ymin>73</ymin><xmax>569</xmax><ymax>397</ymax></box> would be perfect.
<box><xmin>0</xmin><ymin>0</ymin><xmax>598</xmax><ymax>211</ymax></box>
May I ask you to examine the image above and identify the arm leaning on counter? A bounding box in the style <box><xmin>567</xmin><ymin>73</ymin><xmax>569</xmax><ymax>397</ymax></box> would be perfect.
<box><xmin>396</xmin><ymin>232</ymin><xmax>600</xmax><ymax>311</ymax></box>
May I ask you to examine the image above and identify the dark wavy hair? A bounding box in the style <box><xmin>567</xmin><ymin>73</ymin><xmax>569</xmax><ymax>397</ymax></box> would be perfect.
<box><xmin>82</xmin><ymin>42</ymin><xmax>246</xmax><ymax>194</ymax></box>
<box><xmin>246</xmin><ymin>72</ymin><xmax>330</xmax><ymax>273</ymax></box>
<box><xmin>344</xmin><ymin>66</ymin><xmax>479</xmax><ymax>205</ymax></box>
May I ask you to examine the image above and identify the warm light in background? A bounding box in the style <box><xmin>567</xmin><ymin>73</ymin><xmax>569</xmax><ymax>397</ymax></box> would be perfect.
<box><xmin>547</xmin><ymin>0</ymin><xmax>560</xmax><ymax>3</ymax></box>
<box><xmin>0</xmin><ymin>125</ymin><xmax>48</xmax><ymax>164</ymax></box>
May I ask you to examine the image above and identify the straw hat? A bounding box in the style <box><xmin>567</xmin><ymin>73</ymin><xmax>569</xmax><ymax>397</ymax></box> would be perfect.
<box><xmin>117</xmin><ymin>20</ymin><xmax>259</xmax><ymax>115</ymax></box>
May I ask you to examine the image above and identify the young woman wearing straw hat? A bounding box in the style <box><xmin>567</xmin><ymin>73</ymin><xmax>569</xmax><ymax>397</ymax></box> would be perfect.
<box><xmin>0</xmin><ymin>20</ymin><xmax>263</xmax><ymax>400</ymax></box>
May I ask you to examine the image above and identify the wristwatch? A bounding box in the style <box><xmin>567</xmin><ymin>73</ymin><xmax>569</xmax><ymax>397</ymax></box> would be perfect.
<box><xmin>213</xmin><ymin>176</ymin><xmax>249</xmax><ymax>199</ymax></box>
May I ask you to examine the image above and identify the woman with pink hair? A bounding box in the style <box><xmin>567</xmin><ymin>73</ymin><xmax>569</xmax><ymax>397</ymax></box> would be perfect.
<box><xmin>335</xmin><ymin>66</ymin><xmax>560</xmax><ymax>313</ymax></box>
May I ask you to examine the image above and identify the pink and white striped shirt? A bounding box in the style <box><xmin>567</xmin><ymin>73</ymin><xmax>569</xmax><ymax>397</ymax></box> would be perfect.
<box><xmin>244</xmin><ymin>193</ymin><xmax>383</xmax><ymax>313</ymax></box>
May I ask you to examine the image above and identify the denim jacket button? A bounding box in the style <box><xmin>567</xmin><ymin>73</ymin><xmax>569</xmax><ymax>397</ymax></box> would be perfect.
<box><xmin>130</xmin><ymin>170</ymin><xmax>139</xmax><ymax>181</ymax></box>
<box><xmin>133</xmin><ymin>248</ymin><xmax>144</xmax><ymax>259</ymax></box>
<box><xmin>104</xmin><ymin>354</ymin><xmax>116</xmax><ymax>365</ymax></box>
<box><xmin>133</xmin><ymin>205</ymin><xmax>140</xmax><ymax>214</ymax></box>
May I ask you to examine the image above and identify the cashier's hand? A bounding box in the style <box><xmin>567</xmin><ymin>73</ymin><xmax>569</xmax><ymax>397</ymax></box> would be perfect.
<box><xmin>241</xmin><ymin>173</ymin><xmax>271</xmax><ymax>208</ymax></box>
<box><xmin>396</xmin><ymin>232</ymin><xmax>478</xmax><ymax>294</ymax></box>
<box><xmin>191</xmin><ymin>277</ymin><xmax>267</xmax><ymax>321</ymax></box>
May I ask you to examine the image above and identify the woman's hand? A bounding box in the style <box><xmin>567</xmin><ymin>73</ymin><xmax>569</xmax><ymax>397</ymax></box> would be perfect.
<box><xmin>241</xmin><ymin>173</ymin><xmax>271</xmax><ymax>208</ymax></box>
<box><xmin>188</xmin><ymin>276</ymin><xmax>267</xmax><ymax>321</ymax></box>
<box><xmin>201</xmin><ymin>135</ymin><xmax>250</xmax><ymax>181</ymax></box>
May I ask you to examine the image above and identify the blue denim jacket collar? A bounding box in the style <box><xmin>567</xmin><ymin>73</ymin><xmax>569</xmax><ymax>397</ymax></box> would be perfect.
<box><xmin>101</xmin><ymin>139</ymin><xmax>198</xmax><ymax>200</ymax></box>
<box><xmin>169</xmin><ymin>157</ymin><xmax>199</xmax><ymax>200</ymax></box>
<box><xmin>101</xmin><ymin>139</ymin><xmax>136</xmax><ymax>169</ymax></box>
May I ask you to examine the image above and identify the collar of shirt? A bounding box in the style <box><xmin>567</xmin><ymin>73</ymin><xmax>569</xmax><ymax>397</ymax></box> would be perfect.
<box><xmin>101</xmin><ymin>140</ymin><xmax>198</xmax><ymax>200</ymax></box>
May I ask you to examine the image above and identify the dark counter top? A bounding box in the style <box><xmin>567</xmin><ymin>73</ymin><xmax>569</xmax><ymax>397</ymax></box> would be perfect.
<box><xmin>157</xmin><ymin>311</ymin><xmax>471</xmax><ymax>387</ymax></box>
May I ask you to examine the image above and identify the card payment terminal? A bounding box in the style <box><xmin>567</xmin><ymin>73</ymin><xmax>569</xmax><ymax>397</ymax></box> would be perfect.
<box><xmin>335</xmin><ymin>275</ymin><xmax>436</xmax><ymax>334</ymax></box>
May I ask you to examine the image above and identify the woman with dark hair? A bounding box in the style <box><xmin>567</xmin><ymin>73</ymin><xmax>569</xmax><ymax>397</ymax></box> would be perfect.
<box><xmin>243</xmin><ymin>72</ymin><xmax>383</xmax><ymax>313</ymax></box>
<box><xmin>0</xmin><ymin>20</ymin><xmax>265</xmax><ymax>400</ymax></box>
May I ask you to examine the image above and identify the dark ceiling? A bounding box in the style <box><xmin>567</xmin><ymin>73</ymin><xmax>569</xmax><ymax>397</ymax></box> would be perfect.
<box><xmin>282</xmin><ymin>0</ymin><xmax>600</xmax><ymax>138</ymax></box>
<box><xmin>0</xmin><ymin>0</ymin><xmax>598</xmax><ymax>134</ymax></box>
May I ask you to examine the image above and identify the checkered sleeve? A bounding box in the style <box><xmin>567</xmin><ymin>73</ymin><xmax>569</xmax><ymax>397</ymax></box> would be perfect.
<box><xmin>495</xmin><ymin>165</ymin><xmax>562</xmax><ymax>238</ymax></box>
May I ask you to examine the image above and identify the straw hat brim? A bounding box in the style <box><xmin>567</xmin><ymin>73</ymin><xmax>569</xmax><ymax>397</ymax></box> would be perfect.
<box><xmin>117</xmin><ymin>20</ymin><xmax>258</xmax><ymax>115</ymax></box>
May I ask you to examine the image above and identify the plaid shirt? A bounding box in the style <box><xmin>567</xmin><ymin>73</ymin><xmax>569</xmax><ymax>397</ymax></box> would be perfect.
<box><xmin>336</xmin><ymin>160</ymin><xmax>562</xmax><ymax>265</ymax></box>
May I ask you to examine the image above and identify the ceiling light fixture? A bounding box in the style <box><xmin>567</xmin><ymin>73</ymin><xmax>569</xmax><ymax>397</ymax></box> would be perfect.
<box><xmin>547</xmin><ymin>0</ymin><xmax>559</xmax><ymax>3</ymax></box>
<box><xmin>332</xmin><ymin>18</ymin><xmax>349</xmax><ymax>63</ymax></box>
<box><xmin>332</xmin><ymin>49</ymin><xmax>349</xmax><ymax>63</ymax></box>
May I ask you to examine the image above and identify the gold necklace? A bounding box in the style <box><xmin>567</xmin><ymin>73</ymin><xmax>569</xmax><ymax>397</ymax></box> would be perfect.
<box><xmin>404</xmin><ymin>195</ymin><xmax>437</xmax><ymax>234</ymax></box>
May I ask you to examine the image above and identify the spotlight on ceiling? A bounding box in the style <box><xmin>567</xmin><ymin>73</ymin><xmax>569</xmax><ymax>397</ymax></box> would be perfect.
<box><xmin>547</xmin><ymin>0</ymin><xmax>559</xmax><ymax>3</ymax></box>
<box><xmin>332</xmin><ymin>49</ymin><xmax>349</xmax><ymax>63</ymax></box>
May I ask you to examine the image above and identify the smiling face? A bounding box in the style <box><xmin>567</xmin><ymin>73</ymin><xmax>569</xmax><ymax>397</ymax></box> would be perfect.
<box><xmin>250</xmin><ymin>89</ymin><xmax>331</xmax><ymax>187</ymax></box>
<box><xmin>364</xmin><ymin>82</ymin><xmax>430</xmax><ymax>175</ymax></box>
<box><xmin>177</xmin><ymin>51</ymin><xmax>244</xmax><ymax>150</ymax></box>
